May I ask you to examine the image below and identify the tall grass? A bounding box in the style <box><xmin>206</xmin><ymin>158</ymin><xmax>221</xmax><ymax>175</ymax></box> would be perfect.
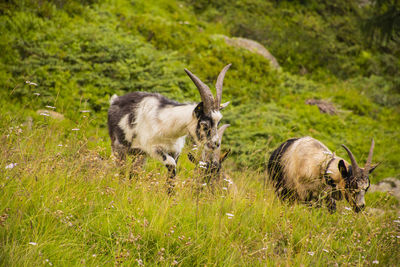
<box><xmin>1</xmin><ymin>0</ymin><xmax>399</xmax><ymax>265</ymax></box>
<box><xmin>1</xmin><ymin>112</ymin><xmax>399</xmax><ymax>266</ymax></box>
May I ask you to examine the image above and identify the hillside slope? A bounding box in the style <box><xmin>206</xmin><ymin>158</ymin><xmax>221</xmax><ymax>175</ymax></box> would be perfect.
<box><xmin>0</xmin><ymin>0</ymin><xmax>399</xmax><ymax>265</ymax></box>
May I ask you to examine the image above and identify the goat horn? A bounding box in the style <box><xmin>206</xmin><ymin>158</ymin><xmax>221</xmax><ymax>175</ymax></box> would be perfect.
<box><xmin>365</xmin><ymin>138</ymin><xmax>375</xmax><ymax>169</ymax></box>
<box><xmin>184</xmin><ymin>68</ymin><xmax>214</xmax><ymax>114</ymax></box>
<box><xmin>215</xmin><ymin>64</ymin><xmax>232</xmax><ymax>110</ymax></box>
<box><xmin>341</xmin><ymin>144</ymin><xmax>360</xmax><ymax>174</ymax></box>
<box><xmin>217</xmin><ymin>124</ymin><xmax>230</xmax><ymax>142</ymax></box>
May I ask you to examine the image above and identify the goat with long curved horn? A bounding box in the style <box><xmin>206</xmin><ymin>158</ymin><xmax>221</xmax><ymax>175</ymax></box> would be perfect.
<box><xmin>108</xmin><ymin>64</ymin><xmax>232</xmax><ymax>194</ymax></box>
<box><xmin>268</xmin><ymin>136</ymin><xmax>380</xmax><ymax>213</ymax></box>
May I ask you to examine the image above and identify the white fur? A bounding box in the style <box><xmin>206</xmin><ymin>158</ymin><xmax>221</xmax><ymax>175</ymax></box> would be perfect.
<box><xmin>116</xmin><ymin>96</ymin><xmax>198</xmax><ymax>164</ymax></box>
<box><xmin>110</xmin><ymin>94</ymin><xmax>118</xmax><ymax>105</ymax></box>
<box><xmin>118</xmin><ymin>114</ymin><xmax>136</xmax><ymax>143</ymax></box>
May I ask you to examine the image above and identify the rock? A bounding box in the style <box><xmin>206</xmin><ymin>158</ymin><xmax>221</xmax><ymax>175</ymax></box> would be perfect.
<box><xmin>219</xmin><ymin>35</ymin><xmax>280</xmax><ymax>70</ymax></box>
<box><xmin>369</xmin><ymin>177</ymin><xmax>400</xmax><ymax>200</ymax></box>
<box><xmin>36</xmin><ymin>109</ymin><xmax>64</xmax><ymax>120</ymax></box>
<box><xmin>305</xmin><ymin>99</ymin><xmax>337</xmax><ymax>115</ymax></box>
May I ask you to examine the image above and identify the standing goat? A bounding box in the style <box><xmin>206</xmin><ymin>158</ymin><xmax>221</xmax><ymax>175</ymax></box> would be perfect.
<box><xmin>267</xmin><ymin>136</ymin><xmax>379</xmax><ymax>212</ymax></box>
<box><xmin>107</xmin><ymin>64</ymin><xmax>231</xmax><ymax>192</ymax></box>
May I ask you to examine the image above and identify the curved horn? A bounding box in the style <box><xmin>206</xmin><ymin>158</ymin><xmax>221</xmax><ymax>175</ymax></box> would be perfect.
<box><xmin>341</xmin><ymin>144</ymin><xmax>360</xmax><ymax>173</ymax></box>
<box><xmin>184</xmin><ymin>68</ymin><xmax>214</xmax><ymax>114</ymax></box>
<box><xmin>217</xmin><ymin>124</ymin><xmax>230</xmax><ymax>142</ymax></box>
<box><xmin>365</xmin><ymin>138</ymin><xmax>375</xmax><ymax>169</ymax></box>
<box><xmin>215</xmin><ymin>64</ymin><xmax>232</xmax><ymax>109</ymax></box>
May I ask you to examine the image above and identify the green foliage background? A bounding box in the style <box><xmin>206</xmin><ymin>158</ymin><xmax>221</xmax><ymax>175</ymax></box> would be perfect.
<box><xmin>1</xmin><ymin>0</ymin><xmax>400</xmax><ymax>266</ymax></box>
<box><xmin>1</xmin><ymin>0</ymin><xmax>399</xmax><ymax>180</ymax></box>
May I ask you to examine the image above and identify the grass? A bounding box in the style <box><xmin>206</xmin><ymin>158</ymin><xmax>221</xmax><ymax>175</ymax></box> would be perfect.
<box><xmin>1</xmin><ymin>111</ymin><xmax>399</xmax><ymax>266</ymax></box>
<box><xmin>1</xmin><ymin>0</ymin><xmax>400</xmax><ymax>265</ymax></box>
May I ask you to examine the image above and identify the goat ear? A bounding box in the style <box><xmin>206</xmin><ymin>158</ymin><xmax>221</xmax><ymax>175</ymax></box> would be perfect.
<box><xmin>187</xmin><ymin>152</ymin><xmax>196</xmax><ymax>163</ymax></box>
<box><xmin>338</xmin><ymin>160</ymin><xmax>349</xmax><ymax>178</ymax></box>
<box><xmin>220</xmin><ymin>148</ymin><xmax>231</xmax><ymax>163</ymax></box>
<box><xmin>369</xmin><ymin>162</ymin><xmax>380</xmax><ymax>174</ymax></box>
<box><xmin>219</xmin><ymin>101</ymin><xmax>230</xmax><ymax>110</ymax></box>
<box><xmin>193</xmin><ymin>102</ymin><xmax>204</xmax><ymax>118</ymax></box>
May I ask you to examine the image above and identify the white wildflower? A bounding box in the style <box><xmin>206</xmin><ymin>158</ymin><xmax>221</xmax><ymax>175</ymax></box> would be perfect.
<box><xmin>26</xmin><ymin>81</ymin><xmax>37</xmax><ymax>86</ymax></box>
<box><xmin>92</xmin><ymin>254</ymin><xmax>97</xmax><ymax>257</ymax></box>
<box><xmin>223</xmin><ymin>178</ymin><xmax>233</xmax><ymax>185</ymax></box>
<box><xmin>199</xmin><ymin>161</ymin><xmax>207</xmax><ymax>169</ymax></box>
<box><xmin>29</xmin><ymin>242</ymin><xmax>37</xmax><ymax>246</ymax></box>
<box><xmin>71</xmin><ymin>128</ymin><xmax>80</xmax><ymax>131</ymax></box>
<box><xmin>372</xmin><ymin>260</ymin><xmax>379</xmax><ymax>264</ymax></box>
<box><xmin>222</xmin><ymin>187</ymin><xmax>228</xmax><ymax>190</ymax></box>
<box><xmin>45</xmin><ymin>106</ymin><xmax>56</xmax><ymax>109</ymax></box>
<box><xmin>80</xmin><ymin>110</ymin><xmax>90</xmax><ymax>113</ymax></box>
<box><xmin>226</xmin><ymin>213</ymin><xmax>234</xmax><ymax>219</ymax></box>
<box><xmin>57</xmin><ymin>144</ymin><xmax>63</xmax><ymax>147</ymax></box>
<box><xmin>5</xmin><ymin>163</ymin><xmax>17</xmax><ymax>169</ymax></box>
<box><xmin>307</xmin><ymin>251</ymin><xmax>315</xmax><ymax>256</ymax></box>
<box><xmin>40</xmin><ymin>112</ymin><xmax>50</xmax><ymax>117</ymax></box>
<box><xmin>33</xmin><ymin>92</ymin><xmax>40</xmax><ymax>96</ymax></box>
<box><xmin>136</xmin><ymin>259</ymin><xmax>144</xmax><ymax>266</ymax></box>
<box><xmin>202</xmin><ymin>183</ymin><xmax>207</xmax><ymax>186</ymax></box>
<box><xmin>344</xmin><ymin>207</ymin><xmax>352</xmax><ymax>211</ymax></box>
<box><xmin>322</xmin><ymin>249</ymin><xmax>329</xmax><ymax>253</ymax></box>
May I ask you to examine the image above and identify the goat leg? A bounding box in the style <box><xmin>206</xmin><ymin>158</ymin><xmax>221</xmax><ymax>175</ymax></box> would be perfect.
<box><xmin>152</xmin><ymin>147</ymin><xmax>178</xmax><ymax>195</ymax></box>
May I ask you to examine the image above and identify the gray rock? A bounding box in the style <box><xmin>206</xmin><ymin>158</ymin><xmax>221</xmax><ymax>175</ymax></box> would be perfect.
<box><xmin>217</xmin><ymin>35</ymin><xmax>280</xmax><ymax>70</ymax></box>
<box><xmin>305</xmin><ymin>99</ymin><xmax>337</xmax><ymax>115</ymax></box>
<box><xmin>369</xmin><ymin>177</ymin><xmax>400</xmax><ymax>200</ymax></box>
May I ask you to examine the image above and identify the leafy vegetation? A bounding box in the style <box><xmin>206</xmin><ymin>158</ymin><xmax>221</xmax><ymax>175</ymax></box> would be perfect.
<box><xmin>0</xmin><ymin>0</ymin><xmax>399</xmax><ymax>265</ymax></box>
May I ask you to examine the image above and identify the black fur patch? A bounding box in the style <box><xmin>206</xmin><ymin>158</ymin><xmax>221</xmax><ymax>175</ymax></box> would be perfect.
<box><xmin>108</xmin><ymin>92</ymin><xmax>149</xmax><ymax>146</ymax></box>
<box><xmin>267</xmin><ymin>138</ymin><xmax>299</xmax><ymax>197</ymax></box>
<box><xmin>155</xmin><ymin>148</ymin><xmax>167</xmax><ymax>161</ymax></box>
<box><xmin>193</xmin><ymin>103</ymin><xmax>214</xmax><ymax>140</ymax></box>
<box><xmin>342</xmin><ymin>164</ymin><xmax>354</xmax><ymax>189</ymax></box>
<box><xmin>157</xmin><ymin>94</ymin><xmax>185</xmax><ymax>109</ymax></box>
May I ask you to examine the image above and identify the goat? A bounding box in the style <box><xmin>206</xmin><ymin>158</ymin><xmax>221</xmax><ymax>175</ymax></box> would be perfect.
<box><xmin>267</xmin><ymin>136</ymin><xmax>379</xmax><ymax>212</ymax></box>
<box><xmin>188</xmin><ymin>124</ymin><xmax>235</xmax><ymax>193</ymax></box>
<box><xmin>107</xmin><ymin>64</ymin><xmax>231</xmax><ymax>192</ymax></box>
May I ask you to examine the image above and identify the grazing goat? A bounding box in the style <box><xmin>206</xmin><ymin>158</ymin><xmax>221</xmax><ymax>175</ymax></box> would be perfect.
<box><xmin>267</xmin><ymin>136</ymin><xmax>379</xmax><ymax>212</ymax></box>
<box><xmin>107</xmin><ymin>64</ymin><xmax>231</xmax><ymax>192</ymax></box>
<box><xmin>188</xmin><ymin>124</ymin><xmax>231</xmax><ymax>186</ymax></box>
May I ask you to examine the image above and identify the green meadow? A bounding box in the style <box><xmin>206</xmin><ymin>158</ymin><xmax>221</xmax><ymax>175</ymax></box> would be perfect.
<box><xmin>1</xmin><ymin>0</ymin><xmax>399</xmax><ymax>266</ymax></box>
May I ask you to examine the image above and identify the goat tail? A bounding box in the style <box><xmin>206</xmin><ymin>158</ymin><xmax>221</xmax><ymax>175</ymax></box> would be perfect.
<box><xmin>109</xmin><ymin>94</ymin><xmax>118</xmax><ymax>105</ymax></box>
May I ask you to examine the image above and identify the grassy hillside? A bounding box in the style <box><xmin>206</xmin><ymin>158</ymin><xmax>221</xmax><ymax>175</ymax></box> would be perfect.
<box><xmin>1</xmin><ymin>0</ymin><xmax>399</xmax><ymax>265</ymax></box>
